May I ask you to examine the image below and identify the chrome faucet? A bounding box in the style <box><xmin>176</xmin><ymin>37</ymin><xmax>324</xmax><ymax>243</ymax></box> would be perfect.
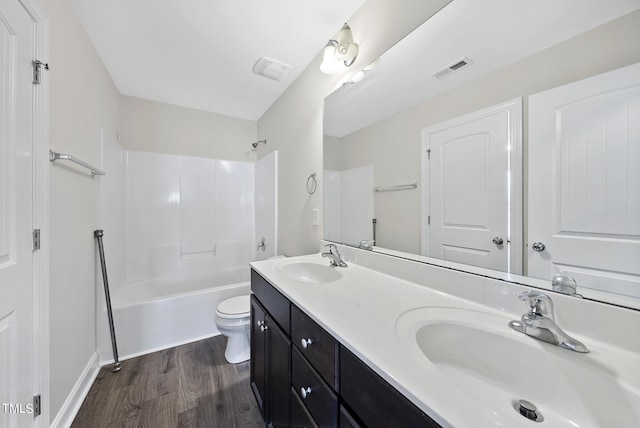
<box><xmin>321</xmin><ymin>244</ymin><xmax>347</xmax><ymax>267</ymax></box>
<box><xmin>552</xmin><ymin>272</ymin><xmax>581</xmax><ymax>297</ymax></box>
<box><xmin>508</xmin><ymin>290</ymin><xmax>588</xmax><ymax>353</ymax></box>
<box><xmin>358</xmin><ymin>239</ymin><xmax>375</xmax><ymax>250</ymax></box>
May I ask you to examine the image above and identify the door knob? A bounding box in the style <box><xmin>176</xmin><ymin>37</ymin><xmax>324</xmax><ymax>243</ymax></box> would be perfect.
<box><xmin>492</xmin><ymin>237</ymin><xmax>504</xmax><ymax>245</ymax></box>
<box><xmin>532</xmin><ymin>242</ymin><xmax>546</xmax><ymax>252</ymax></box>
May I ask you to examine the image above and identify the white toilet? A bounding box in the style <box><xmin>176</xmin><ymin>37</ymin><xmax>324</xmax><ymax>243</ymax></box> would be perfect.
<box><xmin>215</xmin><ymin>294</ymin><xmax>251</xmax><ymax>364</ymax></box>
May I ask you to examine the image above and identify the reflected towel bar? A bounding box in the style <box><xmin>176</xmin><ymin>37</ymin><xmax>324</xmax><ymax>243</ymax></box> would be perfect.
<box><xmin>49</xmin><ymin>150</ymin><xmax>106</xmax><ymax>177</ymax></box>
<box><xmin>374</xmin><ymin>182</ymin><xmax>417</xmax><ymax>192</ymax></box>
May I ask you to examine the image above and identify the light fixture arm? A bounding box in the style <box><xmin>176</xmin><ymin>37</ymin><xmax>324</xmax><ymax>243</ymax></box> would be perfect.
<box><xmin>320</xmin><ymin>23</ymin><xmax>359</xmax><ymax>75</ymax></box>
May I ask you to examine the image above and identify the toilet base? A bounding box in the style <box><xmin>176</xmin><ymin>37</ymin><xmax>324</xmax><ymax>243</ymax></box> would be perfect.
<box><xmin>224</xmin><ymin>332</ymin><xmax>250</xmax><ymax>364</ymax></box>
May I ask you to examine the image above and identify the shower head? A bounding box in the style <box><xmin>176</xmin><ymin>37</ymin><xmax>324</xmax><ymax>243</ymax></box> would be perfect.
<box><xmin>252</xmin><ymin>139</ymin><xmax>267</xmax><ymax>149</ymax></box>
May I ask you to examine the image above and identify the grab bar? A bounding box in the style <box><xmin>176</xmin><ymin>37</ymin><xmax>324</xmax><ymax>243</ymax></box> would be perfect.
<box><xmin>374</xmin><ymin>182</ymin><xmax>417</xmax><ymax>192</ymax></box>
<box><xmin>49</xmin><ymin>150</ymin><xmax>106</xmax><ymax>177</ymax></box>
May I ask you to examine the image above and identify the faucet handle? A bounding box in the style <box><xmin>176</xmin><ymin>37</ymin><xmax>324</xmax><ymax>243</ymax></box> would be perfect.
<box><xmin>358</xmin><ymin>240</ymin><xmax>374</xmax><ymax>250</ymax></box>
<box><xmin>552</xmin><ymin>272</ymin><xmax>578</xmax><ymax>295</ymax></box>
<box><xmin>323</xmin><ymin>243</ymin><xmax>337</xmax><ymax>254</ymax></box>
<box><xmin>517</xmin><ymin>290</ymin><xmax>555</xmax><ymax>319</ymax></box>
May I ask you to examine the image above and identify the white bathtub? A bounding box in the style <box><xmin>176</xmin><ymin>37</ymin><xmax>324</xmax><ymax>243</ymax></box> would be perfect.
<box><xmin>105</xmin><ymin>269</ymin><xmax>250</xmax><ymax>360</ymax></box>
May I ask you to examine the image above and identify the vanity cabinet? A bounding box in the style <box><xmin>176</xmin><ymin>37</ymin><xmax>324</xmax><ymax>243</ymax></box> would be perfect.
<box><xmin>291</xmin><ymin>305</ymin><xmax>339</xmax><ymax>389</ymax></box>
<box><xmin>251</xmin><ymin>269</ymin><xmax>440</xmax><ymax>428</ymax></box>
<box><xmin>251</xmin><ymin>270</ymin><xmax>291</xmax><ymax>428</ymax></box>
<box><xmin>340</xmin><ymin>346</ymin><xmax>439</xmax><ymax>428</ymax></box>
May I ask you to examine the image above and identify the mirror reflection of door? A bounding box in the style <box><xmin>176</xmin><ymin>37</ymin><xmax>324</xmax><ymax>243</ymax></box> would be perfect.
<box><xmin>421</xmin><ymin>99</ymin><xmax>522</xmax><ymax>273</ymax></box>
<box><xmin>529</xmin><ymin>63</ymin><xmax>640</xmax><ymax>298</ymax></box>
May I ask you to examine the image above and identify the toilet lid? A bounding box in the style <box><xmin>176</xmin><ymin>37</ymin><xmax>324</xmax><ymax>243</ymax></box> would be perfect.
<box><xmin>217</xmin><ymin>295</ymin><xmax>250</xmax><ymax>318</ymax></box>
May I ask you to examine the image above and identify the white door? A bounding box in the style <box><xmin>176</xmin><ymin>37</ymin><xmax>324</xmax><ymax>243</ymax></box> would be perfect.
<box><xmin>529</xmin><ymin>63</ymin><xmax>640</xmax><ymax>297</ymax></box>
<box><xmin>422</xmin><ymin>99</ymin><xmax>522</xmax><ymax>273</ymax></box>
<box><xmin>0</xmin><ymin>0</ymin><xmax>36</xmax><ymax>426</ymax></box>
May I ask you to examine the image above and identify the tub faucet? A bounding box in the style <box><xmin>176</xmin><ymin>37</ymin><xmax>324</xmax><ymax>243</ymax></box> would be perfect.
<box><xmin>508</xmin><ymin>290</ymin><xmax>588</xmax><ymax>353</ymax></box>
<box><xmin>322</xmin><ymin>244</ymin><xmax>347</xmax><ymax>267</ymax></box>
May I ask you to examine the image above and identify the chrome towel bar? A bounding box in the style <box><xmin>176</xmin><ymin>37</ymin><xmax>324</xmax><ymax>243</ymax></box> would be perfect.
<box><xmin>49</xmin><ymin>150</ymin><xmax>106</xmax><ymax>177</ymax></box>
<box><xmin>374</xmin><ymin>182</ymin><xmax>417</xmax><ymax>192</ymax></box>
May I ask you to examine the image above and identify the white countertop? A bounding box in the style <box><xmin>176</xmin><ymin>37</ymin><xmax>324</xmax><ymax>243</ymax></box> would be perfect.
<box><xmin>250</xmin><ymin>250</ymin><xmax>640</xmax><ymax>427</ymax></box>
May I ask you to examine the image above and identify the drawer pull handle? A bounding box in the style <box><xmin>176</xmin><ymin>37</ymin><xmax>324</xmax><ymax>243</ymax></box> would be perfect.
<box><xmin>260</xmin><ymin>325</ymin><xmax>269</xmax><ymax>332</ymax></box>
<box><xmin>301</xmin><ymin>338</ymin><xmax>313</xmax><ymax>349</ymax></box>
<box><xmin>300</xmin><ymin>386</ymin><xmax>312</xmax><ymax>399</ymax></box>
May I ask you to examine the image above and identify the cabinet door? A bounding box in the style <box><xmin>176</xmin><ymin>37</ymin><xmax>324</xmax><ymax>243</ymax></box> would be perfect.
<box><xmin>266</xmin><ymin>313</ymin><xmax>291</xmax><ymax>428</ymax></box>
<box><xmin>340</xmin><ymin>346</ymin><xmax>440</xmax><ymax>428</ymax></box>
<box><xmin>250</xmin><ymin>296</ymin><xmax>267</xmax><ymax>414</ymax></box>
<box><xmin>339</xmin><ymin>405</ymin><xmax>362</xmax><ymax>428</ymax></box>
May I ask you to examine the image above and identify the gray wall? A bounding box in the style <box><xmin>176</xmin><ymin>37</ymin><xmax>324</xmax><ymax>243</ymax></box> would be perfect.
<box><xmin>41</xmin><ymin>0</ymin><xmax>120</xmax><ymax>420</ymax></box>
<box><xmin>119</xmin><ymin>95</ymin><xmax>257</xmax><ymax>162</ymax></box>
<box><xmin>257</xmin><ymin>0</ymin><xmax>451</xmax><ymax>256</ymax></box>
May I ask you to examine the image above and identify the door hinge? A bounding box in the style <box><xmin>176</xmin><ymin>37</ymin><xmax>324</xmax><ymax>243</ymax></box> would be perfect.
<box><xmin>426</xmin><ymin>149</ymin><xmax>431</xmax><ymax>159</ymax></box>
<box><xmin>33</xmin><ymin>394</ymin><xmax>41</xmax><ymax>417</ymax></box>
<box><xmin>33</xmin><ymin>229</ymin><xmax>40</xmax><ymax>251</ymax></box>
<box><xmin>32</xmin><ymin>60</ymin><xmax>49</xmax><ymax>85</ymax></box>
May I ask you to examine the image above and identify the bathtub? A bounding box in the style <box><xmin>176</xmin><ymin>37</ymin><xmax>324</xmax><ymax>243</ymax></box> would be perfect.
<box><xmin>102</xmin><ymin>269</ymin><xmax>250</xmax><ymax>361</ymax></box>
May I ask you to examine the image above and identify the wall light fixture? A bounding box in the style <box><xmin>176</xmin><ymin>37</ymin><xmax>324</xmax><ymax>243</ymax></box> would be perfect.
<box><xmin>320</xmin><ymin>23</ymin><xmax>359</xmax><ymax>75</ymax></box>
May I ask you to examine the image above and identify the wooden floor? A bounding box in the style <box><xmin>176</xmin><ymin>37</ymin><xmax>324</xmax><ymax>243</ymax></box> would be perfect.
<box><xmin>71</xmin><ymin>336</ymin><xmax>264</xmax><ymax>428</ymax></box>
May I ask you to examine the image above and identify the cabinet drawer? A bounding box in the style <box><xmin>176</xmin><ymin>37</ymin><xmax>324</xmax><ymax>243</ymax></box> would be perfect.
<box><xmin>340</xmin><ymin>346</ymin><xmax>441</xmax><ymax>428</ymax></box>
<box><xmin>292</xmin><ymin>347</ymin><xmax>338</xmax><ymax>428</ymax></box>
<box><xmin>339</xmin><ymin>405</ymin><xmax>362</xmax><ymax>428</ymax></box>
<box><xmin>291</xmin><ymin>305</ymin><xmax>338</xmax><ymax>389</ymax></box>
<box><xmin>251</xmin><ymin>269</ymin><xmax>290</xmax><ymax>334</ymax></box>
<box><xmin>291</xmin><ymin>387</ymin><xmax>319</xmax><ymax>428</ymax></box>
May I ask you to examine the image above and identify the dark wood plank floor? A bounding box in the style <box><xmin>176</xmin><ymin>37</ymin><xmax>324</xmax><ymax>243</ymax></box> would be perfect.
<box><xmin>71</xmin><ymin>335</ymin><xmax>264</xmax><ymax>428</ymax></box>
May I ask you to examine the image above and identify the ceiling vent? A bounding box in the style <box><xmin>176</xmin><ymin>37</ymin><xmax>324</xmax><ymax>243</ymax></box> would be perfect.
<box><xmin>253</xmin><ymin>57</ymin><xmax>291</xmax><ymax>81</ymax></box>
<box><xmin>431</xmin><ymin>57</ymin><xmax>472</xmax><ymax>79</ymax></box>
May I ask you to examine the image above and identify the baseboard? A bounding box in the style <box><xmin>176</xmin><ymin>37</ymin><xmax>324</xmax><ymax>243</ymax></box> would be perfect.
<box><xmin>50</xmin><ymin>352</ymin><xmax>99</xmax><ymax>428</ymax></box>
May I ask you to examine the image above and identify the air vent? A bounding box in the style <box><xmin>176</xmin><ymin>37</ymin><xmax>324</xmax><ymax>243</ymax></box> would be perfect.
<box><xmin>253</xmin><ymin>57</ymin><xmax>291</xmax><ymax>81</ymax></box>
<box><xmin>431</xmin><ymin>57</ymin><xmax>472</xmax><ymax>79</ymax></box>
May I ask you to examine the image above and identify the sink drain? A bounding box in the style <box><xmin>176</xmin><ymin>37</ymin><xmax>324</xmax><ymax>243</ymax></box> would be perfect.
<box><xmin>513</xmin><ymin>399</ymin><xmax>544</xmax><ymax>422</ymax></box>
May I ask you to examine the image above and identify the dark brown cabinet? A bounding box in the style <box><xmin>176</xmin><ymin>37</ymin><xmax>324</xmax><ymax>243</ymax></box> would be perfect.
<box><xmin>251</xmin><ymin>269</ymin><xmax>441</xmax><ymax>428</ymax></box>
<box><xmin>251</xmin><ymin>297</ymin><xmax>267</xmax><ymax>412</ymax></box>
<box><xmin>251</xmin><ymin>273</ymin><xmax>291</xmax><ymax>428</ymax></box>
<box><xmin>291</xmin><ymin>305</ymin><xmax>339</xmax><ymax>390</ymax></box>
<box><xmin>340</xmin><ymin>346</ymin><xmax>440</xmax><ymax>428</ymax></box>
<box><xmin>291</xmin><ymin>347</ymin><xmax>338</xmax><ymax>427</ymax></box>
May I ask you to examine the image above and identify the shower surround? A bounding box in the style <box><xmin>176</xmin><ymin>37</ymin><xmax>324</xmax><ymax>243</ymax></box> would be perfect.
<box><xmin>97</xmin><ymin>137</ymin><xmax>275</xmax><ymax>361</ymax></box>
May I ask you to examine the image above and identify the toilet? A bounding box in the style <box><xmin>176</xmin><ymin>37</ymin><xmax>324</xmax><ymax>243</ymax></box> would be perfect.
<box><xmin>215</xmin><ymin>294</ymin><xmax>251</xmax><ymax>364</ymax></box>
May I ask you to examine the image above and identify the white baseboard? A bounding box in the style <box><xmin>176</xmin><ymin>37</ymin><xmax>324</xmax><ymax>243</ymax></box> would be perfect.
<box><xmin>50</xmin><ymin>352</ymin><xmax>99</xmax><ymax>428</ymax></box>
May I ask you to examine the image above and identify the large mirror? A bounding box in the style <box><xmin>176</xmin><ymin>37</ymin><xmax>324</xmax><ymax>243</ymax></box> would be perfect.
<box><xmin>323</xmin><ymin>0</ymin><xmax>640</xmax><ymax>310</ymax></box>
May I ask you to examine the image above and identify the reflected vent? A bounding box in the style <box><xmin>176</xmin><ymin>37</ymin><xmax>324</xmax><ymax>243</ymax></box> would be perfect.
<box><xmin>431</xmin><ymin>57</ymin><xmax>472</xmax><ymax>79</ymax></box>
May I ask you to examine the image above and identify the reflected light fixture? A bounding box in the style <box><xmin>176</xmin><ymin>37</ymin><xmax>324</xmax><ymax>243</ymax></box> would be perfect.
<box><xmin>320</xmin><ymin>23</ymin><xmax>359</xmax><ymax>75</ymax></box>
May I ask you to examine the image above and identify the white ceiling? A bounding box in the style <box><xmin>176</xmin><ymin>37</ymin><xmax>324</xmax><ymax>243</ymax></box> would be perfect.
<box><xmin>70</xmin><ymin>0</ymin><xmax>366</xmax><ymax>121</ymax></box>
<box><xmin>324</xmin><ymin>0</ymin><xmax>640</xmax><ymax>137</ymax></box>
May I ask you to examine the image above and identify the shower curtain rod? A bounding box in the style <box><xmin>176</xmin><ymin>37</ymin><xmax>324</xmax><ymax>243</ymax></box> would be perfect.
<box><xmin>49</xmin><ymin>150</ymin><xmax>106</xmax><ymax>177</ymax></box>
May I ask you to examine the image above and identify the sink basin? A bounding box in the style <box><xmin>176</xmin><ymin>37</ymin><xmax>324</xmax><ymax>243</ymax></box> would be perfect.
<box><xmin>277</xmin><ymin>261</ymin><xmax>342</xmax><ymax>283</ymax></box>
<box><xmin>396</xmin><ymin>307</ymin><xmax>640</xmax><ymax>427</ymax></box>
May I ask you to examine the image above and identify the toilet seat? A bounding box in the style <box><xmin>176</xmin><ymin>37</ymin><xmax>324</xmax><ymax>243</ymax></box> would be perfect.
<box><xmin>216</xmin><ymin>295</ymin><xmax>250</xmax><ymax>319</ymax></box>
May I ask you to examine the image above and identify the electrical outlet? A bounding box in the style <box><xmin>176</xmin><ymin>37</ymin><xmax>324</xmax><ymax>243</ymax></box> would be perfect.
<box><xmin>312</xmin><ymin>209</ymin><xmax>320</xmax><ymax>226</ymax></box>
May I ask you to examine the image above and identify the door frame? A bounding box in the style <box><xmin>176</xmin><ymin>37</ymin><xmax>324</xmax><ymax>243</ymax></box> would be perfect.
<box><xmin>18</xmin><ymin>0</ymin><xmax>50</xmax><ymax>425</ymax></box>
<box><xmin>420</xmin><ymin>98</ymin><xmax>523</xmax><ymax>274</ymax></box>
